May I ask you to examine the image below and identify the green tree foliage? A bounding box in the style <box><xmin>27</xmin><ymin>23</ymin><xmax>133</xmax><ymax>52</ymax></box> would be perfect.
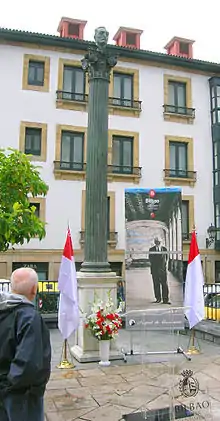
<box><xmin>0</xmin><ymin>149</ymin><xmax>48</xmax><ymax>251</ymax></box>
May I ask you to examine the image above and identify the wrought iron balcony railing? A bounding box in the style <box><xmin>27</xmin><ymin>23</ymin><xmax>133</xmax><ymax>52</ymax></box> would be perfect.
<box><xmin>56</xmin><ymin>91</ymin><xmax>142</xmax><ymax>110</ymax></box>
<box><xmin>80</xmin><ymin>230</ymin><xmax>118</xmax><ymax>248</ymax></box>
<box><xmin>109</xmin><ymin>97</ymin><xmax>142</xmax><ymax>111</ymax></box>
<box><xmin>164</xmin><ymin>169</ymin><xmax>197</xmax><ymax>180</ymax></box>
<box><xmin>54</xmin><ymin>161</ymin><xmax>142</xmax><ymax>177</ymax></box>
<box><xmin>56</xmin><ymin>90</ymin><xmax>88</xmax><ymax>102</ymax></box>
<box><xmin>163</xmin><ymin>104</ymin><xmax>195</xmax><ymax>118</ymax></box>
<box><xmin>54</xmin><ymin>161</ymin><xmax>86</xmax><ymax>172</ymax></box>
<box><xmin>108</xmin><ymin>165</ymin><xmax>142</xmax><ymax>176</ymax></box>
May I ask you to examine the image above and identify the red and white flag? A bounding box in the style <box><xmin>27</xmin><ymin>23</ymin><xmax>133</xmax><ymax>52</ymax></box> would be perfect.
<box><xmin>58</xmin><ymin>228</ymin><xmax>79</xmax><ymax>339</ymax></box>
<box><xmin>184</xmin><ymin>231</ymin><xmax>205</xmax><ymax>329</ymax></box>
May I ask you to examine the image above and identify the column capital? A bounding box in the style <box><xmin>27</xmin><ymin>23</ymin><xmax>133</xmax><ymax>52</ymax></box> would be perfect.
<box><xmin>81</xmin><ymin>26</ymin><xmax>117</xmax><ymax>82</ymax></box>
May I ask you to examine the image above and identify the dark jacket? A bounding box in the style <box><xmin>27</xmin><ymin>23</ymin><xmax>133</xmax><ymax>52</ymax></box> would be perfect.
<box><xmin>0</xmin><ymin>292</ymin><xmax>51</xmax><ymax>397</ymax></box>
<box><xmin>149</xmin><ymin>245</ymin><xmax>168</xmax><ymax>274</ymax></box>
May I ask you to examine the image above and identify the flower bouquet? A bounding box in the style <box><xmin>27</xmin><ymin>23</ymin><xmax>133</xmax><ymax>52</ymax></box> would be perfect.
<box><xmin>85</xmin><ymin>292</ymin><xmax>123</xmax><ymax>366</ymax></box>
<box><xmin>85</xmin><ymin>292</ymin><xmax>123</xmax><ymax>340</ymax></box>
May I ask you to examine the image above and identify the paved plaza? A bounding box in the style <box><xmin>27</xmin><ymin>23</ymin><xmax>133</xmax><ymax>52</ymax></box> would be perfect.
<box><xmin>45</xmin><ymin>265</ymin><xmax>219</xmax><ymax>420</ymax></box>
<box><xmin>44</xmin><ymin>329</ymin><xmax>220</xmax><ymax>420</ymax></box>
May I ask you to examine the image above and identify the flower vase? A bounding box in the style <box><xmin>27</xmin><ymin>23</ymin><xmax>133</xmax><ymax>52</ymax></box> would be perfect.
<box><xmin>99</xmin><ymin>340</ymin><xmax>111</xmax><ymax>366</ymax></box>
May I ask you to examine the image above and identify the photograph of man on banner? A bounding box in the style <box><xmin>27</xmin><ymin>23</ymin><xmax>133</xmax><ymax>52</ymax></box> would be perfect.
<box><xmin>124</xmin><ymin>187</ymin><xmax>183</xmax><ymax>317</ymax></box>
<box><xmin>149</xmin><ymin>237</ymin><xmax>170</xmax><ymax>304</ymax></box>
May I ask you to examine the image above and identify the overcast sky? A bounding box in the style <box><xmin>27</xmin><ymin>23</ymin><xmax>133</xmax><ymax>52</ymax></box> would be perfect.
<box><xmin>1</xmin><ymin>0</ymin><xmax>220</xmax><ymax>63</ymax></box>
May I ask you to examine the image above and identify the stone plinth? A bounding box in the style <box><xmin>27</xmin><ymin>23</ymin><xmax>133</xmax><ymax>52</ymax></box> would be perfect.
<box><xmin>71</xmin><ymin>271</ymin><xmax>123</xmax><ymax>363</ymax></box>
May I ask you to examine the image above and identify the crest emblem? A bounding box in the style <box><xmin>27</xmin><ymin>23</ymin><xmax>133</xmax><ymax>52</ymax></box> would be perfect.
<box><xmin>179</xmin><ymin>370</ymin><xmax>199</xmax><ymax>398</ymax></box>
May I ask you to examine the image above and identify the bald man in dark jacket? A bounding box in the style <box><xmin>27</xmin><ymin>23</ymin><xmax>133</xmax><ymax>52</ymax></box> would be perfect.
<box><xmin>0</xmin><ymin>268</ymin><xmax>51</xmax><ymax>421</ymax></box>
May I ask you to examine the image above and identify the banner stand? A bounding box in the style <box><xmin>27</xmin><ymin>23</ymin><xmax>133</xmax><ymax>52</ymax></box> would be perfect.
<box><xmin>120</xmin><ymin>307</ymin><xmax>212</xmax><ymax>421</ymax></box>
<box><xmin>121</xmin><ymin>307</ymin><xmax>191</xmax><ymax>363</ymax></box>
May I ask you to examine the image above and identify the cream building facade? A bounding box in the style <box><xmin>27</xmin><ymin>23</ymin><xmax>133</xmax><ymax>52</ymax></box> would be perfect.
<box><xmin>0</xmin><ymin>19</ymin><xmax>219</xmax><ymax>283</ymax></box>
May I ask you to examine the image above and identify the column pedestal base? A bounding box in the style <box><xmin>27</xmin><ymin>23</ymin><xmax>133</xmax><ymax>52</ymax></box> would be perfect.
<box><xmin>71</xmin><ymin>345</ymin><xmax>123</xmax><ymax>363</ymax></box>
<box><xmin>71</xmin><ymin>271</ymin><xmax>123</xmax><ymax>363</ymax></box>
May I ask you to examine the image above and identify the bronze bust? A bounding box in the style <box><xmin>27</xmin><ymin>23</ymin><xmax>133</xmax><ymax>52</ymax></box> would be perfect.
<box><xmin>94</xmin><ymin>27</ymin><xmax>109</xmax><ymax>51</ymax></box>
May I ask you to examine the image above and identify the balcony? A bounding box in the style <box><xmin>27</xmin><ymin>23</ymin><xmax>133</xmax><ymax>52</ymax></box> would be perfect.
<box><xmin>56</xmin><ymin>91</ymin><xmax>142</xmax><ymax>115</ymax></box>
<box><xmin>54</xmin><ymin>161</ymin><xmax>142</xmax><ymax>183</ymax></box>
<box><xmin>108</xmin><ymin>164</ymin><xmax>141</xmax><ymax>176</ymax></box>
<box><xmin>164</xmin><ymin>169</ymin><xmax>197</xmax><ymax>179</ymax></box>
<box><xmin>163</xmin><ymin>169</ymin><xmax>197</xmax><ymax>186</ymax></box>
<box><xmin>108</xmin><ymin>164</ymin><xmax>141</xmax><ymax>183</ymax></box>
<box><xmin>54</xmin><ymin>160</ymin><xmax>85</xmax><ymax>171</ymax></box>
<box><xmin>79</xmin><ymin>230</ymin><xmax>118</xmax><ymax>249</ymax></box>
<box><xmin>109</xmin><ymin>97</ymin><xmax>142</xmax><ymax>111</ymax></box>
<box><xmin>163</xmin><ymin>104</ymin><xmax>195</xmax><ymax>123</ymax></box>
<box><xmin>56</xmin><ymin>90</ymin><xmax>88</xmax><ymax>111</ymax></box>
<box><xmin>56</xmin><ymin>91</ymin><xmax>88</xmax><ymax>102</ymax></box>
<box><xmin>54</xmin><ymin>161</ymin><xmax>86</xmax><ymax>181</ymax></box>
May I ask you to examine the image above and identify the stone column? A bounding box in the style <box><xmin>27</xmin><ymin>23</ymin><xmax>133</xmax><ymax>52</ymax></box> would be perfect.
<box><xmin>81</xmin><ymin>27</ymin><xmax>117</xmax><ymax>273</ymax></box>
<box><xmin>71</xmin><ymin>27</ymin><xmax>121</xmax><ymax>363</ymax></box>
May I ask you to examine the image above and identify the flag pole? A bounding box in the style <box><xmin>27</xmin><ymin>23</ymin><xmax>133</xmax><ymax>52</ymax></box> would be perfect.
<box><xmin>57</xmin><ymin>227</ymin><xmax>79</xmax><ymax>368</ymax></box>
<box><xmin>186</xmin><ymin>225</ymin><xmax>201</xmax><ymax>355</ymax></box>
<box><xmin>57</xmin><ymin>339</ymin><xmax>75</xmax><ymax>369</ymax></box>
<box><xmin>187</xmin><ymin>329</ymin><xmax>201</xmax><ymax>355</ymax></box>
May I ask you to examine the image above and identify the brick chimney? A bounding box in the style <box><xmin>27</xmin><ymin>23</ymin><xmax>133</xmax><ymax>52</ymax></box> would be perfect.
<box><xmin>113</xmin><ymin>26</ymin><xmax>143</xmax><ymax>49</ymax></box>
<box><xmin>164</xmin><ymin>36</ymin><xmax>195</xmax><ymax>59</ymax></box>
<box><xmin>57</xmin><ymin>17</ymin><xmax>87</xmax><ymax>40</ymax></box>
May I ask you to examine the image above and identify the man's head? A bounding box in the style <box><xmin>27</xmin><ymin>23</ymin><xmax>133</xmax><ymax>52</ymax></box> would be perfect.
<box><xmin>154</xmin><ymin>237</ymin><xmax>161</xmax><ymax>247</ymax></box>
<box><xmin>94</xmin><ymin>26</ymin><xmax>109</xmax><ymax>49</ymax></box>
<box><xmin>10</xmin><ymin>267</ymin><xmax>38</xmax><ymax>301</ymax></box>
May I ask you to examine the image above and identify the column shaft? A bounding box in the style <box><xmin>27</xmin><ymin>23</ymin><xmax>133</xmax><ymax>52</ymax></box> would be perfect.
<box><xmin>81</xmin><ymin>79</ymin><xmax>110</xmax><ymax>272</ymax></box>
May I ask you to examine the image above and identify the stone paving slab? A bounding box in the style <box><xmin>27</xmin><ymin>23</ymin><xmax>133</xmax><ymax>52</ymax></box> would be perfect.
<box><xmin>45</xmin><ymin>329</ymin><xmax>220</xmax><ymax>420</ymax></box>
<box><xmin>45</xmin><ymin>355</ymin><xmax>220</xmax><ymax>421</ymax></box>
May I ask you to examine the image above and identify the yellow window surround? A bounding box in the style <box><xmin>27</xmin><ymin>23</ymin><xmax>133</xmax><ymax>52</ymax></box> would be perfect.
<box><xmin>56</xmin><ymin>61</ymin><xmax>141</xmax><ymax>117</ymax></box>
<box><xmin>108</xmin><ymin>129</ymin><xmax>141</xmax><ymax>183</ymax></box>
<box><xmin>54</xmin><ymin>124</ymin><xmax>87</xmax><ymax>181</ymax></box>
<box><xmin>182</xmin><ymin>195</ymin><xmax>194</xmax><ymax>244</ymax></box>
<box><xmin>163</xmin><ymin>74</ymin><xmax>194</xmax><ymax>124</ymax></box>
<box><xmin>109</xmin><ymin>67</ymin><xmax>141</xmax><ymax>117</ymax></box>
<box><xmin>28</xmin><ymin>197</ymin><xmax>46</xmax><ymax>238</ymax></box>
<box><xmin>22</xmin><ymin>54</ymin><xmax>50</xmax><ymax>92</ymax></box>
<box><xmin>28</xmin><ymin>197</ymin><xmax>46</xmax><ymax>223</ymax></box>
<box><xmin>56</xmin><ymin>59</ymin><xmax>89</xmax><ymax>112</ymax></box>
<box><xmin>80</xmin><ymin>191</ymin><xmax>117</xmax><ymax>249</ymax></box>
<box><xmin>164</xmin><ymin>135</ymin><xmax>196</xmax><ymax>187</ymax></box>
<box><xmin>54</xmin><ymin>126</ymin><xmax>140</xmax><ymax>184</ymax></box>
<box><xmin>19</xmin><ymin>121</ymin><xmax>47</xmax><ymax>162</ymax></box>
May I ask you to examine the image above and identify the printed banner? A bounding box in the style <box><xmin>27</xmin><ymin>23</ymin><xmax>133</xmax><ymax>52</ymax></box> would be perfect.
<box><xmin>125</xmin><ymin>187</ymin><xmax>184</xmax><ymax>329</ymax></box>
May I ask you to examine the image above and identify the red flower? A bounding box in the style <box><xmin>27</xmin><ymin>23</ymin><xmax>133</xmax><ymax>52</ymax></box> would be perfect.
<box><xmin>96</xmin><ymin>317</ymin><xmax>104</xmax><ymax>326</ymax></box>
<box><xmin>85</xmin><ymin>323</ymin><xmax>89</xmax><ymax>328</ymax></box>
<box><xmin>106</xmin><ymin>325</ymin><xmax>112</xmax><ymax>334</ymax></box>
<box><xmin>106</xmin><ymin>313</ymin><xmax>114</xmax><ymax>321</ymax></box>
<box><xmin>96</xmin><ymin>310</ymin><xmax>103</xmax><ymax>319</ymax></box>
